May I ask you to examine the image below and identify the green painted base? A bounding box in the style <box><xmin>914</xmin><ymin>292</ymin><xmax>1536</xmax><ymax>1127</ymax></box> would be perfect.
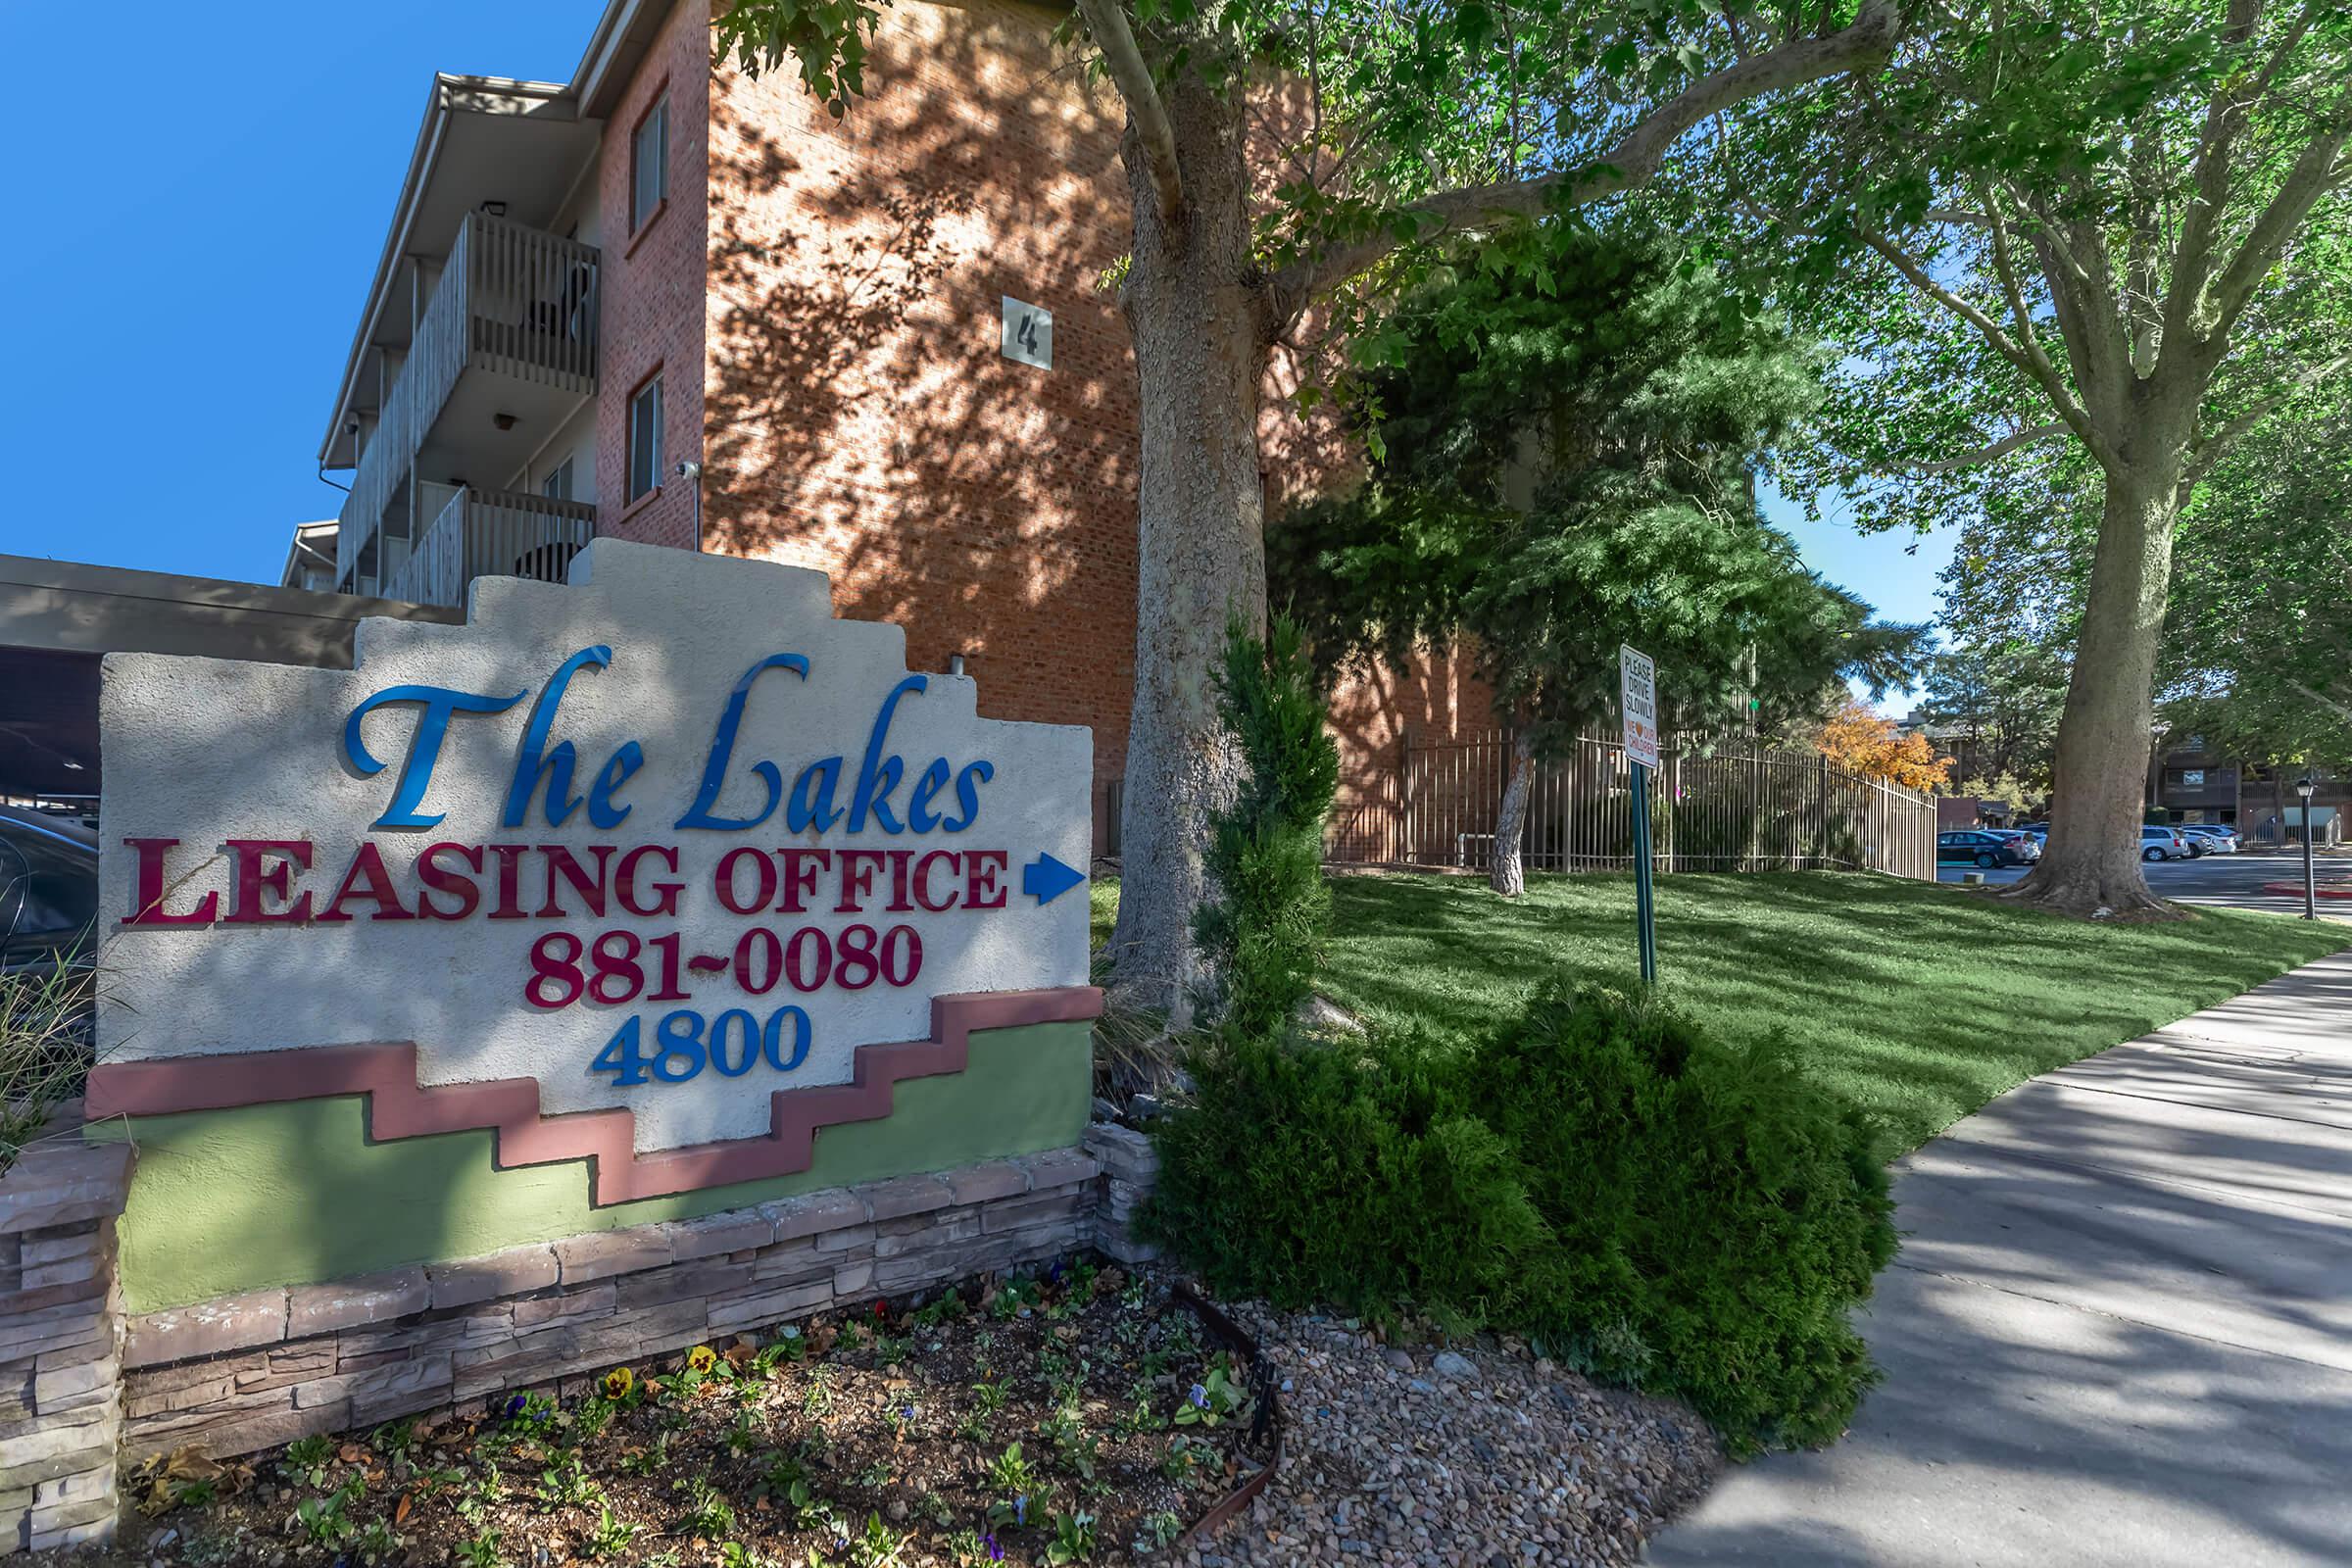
<box><xmin>92</xmin><ymin>1020</ymin><xmax>1091</xmax><ymax>1313</ymax></box>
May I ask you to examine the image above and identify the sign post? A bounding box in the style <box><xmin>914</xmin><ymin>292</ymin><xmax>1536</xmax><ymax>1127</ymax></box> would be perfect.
<box><xmin>1620</xmin><ymin>644</ymin><xmax>1660</xmax><ymax>986</ymax></box>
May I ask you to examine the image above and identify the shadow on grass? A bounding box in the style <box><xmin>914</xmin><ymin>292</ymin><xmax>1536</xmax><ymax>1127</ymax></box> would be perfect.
<box><xmin>1307</xmin><ymin>871</ymin><xmax>2350</xmax><ymax>1154</ymax></box>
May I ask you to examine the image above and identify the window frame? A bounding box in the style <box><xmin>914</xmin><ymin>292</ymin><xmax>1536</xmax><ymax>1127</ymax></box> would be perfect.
<box><xmin>626</xmin><ymin>372</ymin><xmax>665</xmax><ymax>503</ymax></box>
<box><xmin>630</xmin><ymin>91</ymin><xmax>669</xmax><ymax>233</ymax></box>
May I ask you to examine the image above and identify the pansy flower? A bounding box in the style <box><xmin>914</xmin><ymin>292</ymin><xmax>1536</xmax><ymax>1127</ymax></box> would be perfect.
<box><xmin>602</xmin><ymin>1366</ymin><xmax>635</xmax><ymax>1398</ymax></box>
<box><xmin>685</xmin><ymin>1345</ymin><xmax>717</xmax><ymax>1373</ymax></box>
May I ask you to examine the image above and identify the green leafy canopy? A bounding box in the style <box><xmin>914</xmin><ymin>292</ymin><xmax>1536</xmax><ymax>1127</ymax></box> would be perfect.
<box><xmin>1272</xmin><ymin>218</ymin><xmax>1927</xmax><ymax>750</ymax></box>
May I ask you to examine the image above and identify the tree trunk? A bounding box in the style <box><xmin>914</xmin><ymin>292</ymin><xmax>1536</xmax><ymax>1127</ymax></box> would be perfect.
<box><xmin>1491</xmin><ymin>729</ymin><xmax>1536</xmax><ymax>897</ymax></box>
<box><xmin>1102</xmin><ymin>68</ymin><xmax>1274</xmax><ymax>1014</ymax></box>
<box><xmin>2001</xmin><ymin>463</ymin><xmax>2183</xmax><ymax>918</ymax></box>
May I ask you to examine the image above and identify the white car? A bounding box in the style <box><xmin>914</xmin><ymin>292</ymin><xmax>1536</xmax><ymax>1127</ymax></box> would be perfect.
<box><xmin>2140</xmin><ymin>825</ymin><xmax>2192</xmax><ymax>860</ymax></box>
<box><xmin>2178</xmin><ymin>824</ymin><xmax>2239</xmax><ymax>854</ymax></box>
<box><xmin>1988</xmin><ymin>829</ymin><xmax>2041</xmax><ymax>862</ymax></box>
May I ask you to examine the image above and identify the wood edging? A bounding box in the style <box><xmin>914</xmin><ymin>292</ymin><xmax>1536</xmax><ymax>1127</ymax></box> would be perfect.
<box><xmin>1169</xmin><ymin>1282</ymin><xmax>1285</xmax><ymax>1552</ymax></box>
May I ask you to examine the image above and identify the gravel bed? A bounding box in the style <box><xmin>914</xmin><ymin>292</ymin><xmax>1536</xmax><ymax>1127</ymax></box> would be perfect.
<box><xmin>1189</xmin><ymin>1304</ymin><xmax>1721</xmax><ymax>1568</ymax></box>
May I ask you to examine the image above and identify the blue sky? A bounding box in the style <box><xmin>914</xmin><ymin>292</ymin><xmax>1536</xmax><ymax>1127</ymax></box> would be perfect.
<box><xmin>0</xmin><ymin>2</ymin><xmax>585</xmax><ymax>582</ymax></box>
<box><xmin>0</xmin><ymin>0</ymin><xmax>1949</xmax><ymax>687</ymax></box>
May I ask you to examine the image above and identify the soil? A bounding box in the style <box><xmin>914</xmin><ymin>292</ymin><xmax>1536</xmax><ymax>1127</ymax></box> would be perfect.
<box><xmin>92</xmin><ymin>1263</ymin><xmax>1269</xmax><ymax>1568</ymax></box>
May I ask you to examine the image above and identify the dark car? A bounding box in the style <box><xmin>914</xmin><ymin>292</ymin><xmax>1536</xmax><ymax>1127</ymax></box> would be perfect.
<box><xmin>0</xmin><ymin>808</ymin><xmax>98</xmax><ymax>977</ymax></box>
<box><xmin>1938</xmin><ymin>829</ymin><xmax>2026</xmax><ymax>868</ymax></box>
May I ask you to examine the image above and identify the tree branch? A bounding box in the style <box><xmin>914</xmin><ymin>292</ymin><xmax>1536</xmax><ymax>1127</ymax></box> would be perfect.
<box><xmin>2289</xmin><ymin>680</ymin><xmax>2352</xmax><ymax>727</ymax></box>
<box><xmin>1268</xmin><ymin>0</ymin><xmax>1900</xmax><ymax>313</ymax></box>
<box><xmin>2184</xmin><ymin>347</ymin><xmax>2352</xmax><ymax>481</ymax></box>
<box><xmin>1907</xmin><ymin>420</ymin><xmax>2072</xmax><ymax>474</ymax></box>
<box><xmin>1853</xmin><ymin>225</ymin><xmax>2114</xmax><ymax>466</ymax></box>
<box><xmin>2165</xmin><ymin>0</ymin><xmax>2285</xmax><ymax>350</ymax></box>
<box><xmin>1982</xmin><ymin>193</ymin><xmax>2078</xmax><ymax>406</ymax></box>
<box><xmin>2197</xmin><ymin>97</ymin><xmax>2352</xmax><ymax>349</ymax></box>
<box><xmin>1074</xmin><ymin>0</ymin><xmax>1183</xmax><ymax>222</ymax></box>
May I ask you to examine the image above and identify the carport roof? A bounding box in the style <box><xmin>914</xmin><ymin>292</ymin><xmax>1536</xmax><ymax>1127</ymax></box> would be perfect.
<box><xmin>0</xmin><ymin>553</ymin><xmax>457</xmax><ymax>798</ymax></box>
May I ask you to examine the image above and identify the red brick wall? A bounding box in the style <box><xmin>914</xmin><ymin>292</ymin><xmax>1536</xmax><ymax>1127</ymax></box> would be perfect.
<box><xmin>596</xmin><ymin>0</ymin><xmax>711</xmax><ymax>554</ymax></box>
<box><xmin>699</xmin><ymin>0</ymin><xmax>1139</xmax><ymax>847</ymax></box>
<box><xmin>598</xmin><ymin>0</ymin><xmax>1435</xmax><ymax>856</ymax></box>
<box><xmin>1324</xmin><ymin>651</ymin><xmax>1499</xmax><ymax>859</ymax></box>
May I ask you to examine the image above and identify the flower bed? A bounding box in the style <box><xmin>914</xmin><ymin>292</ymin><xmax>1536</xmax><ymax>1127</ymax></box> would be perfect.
<box><xmin>116</xmin><ymin>1263</ymin><xmax>1270</xmax><ymax>1567</ymax></box>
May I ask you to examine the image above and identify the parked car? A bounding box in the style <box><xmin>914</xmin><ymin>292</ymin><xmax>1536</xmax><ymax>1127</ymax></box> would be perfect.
<box><xmin>2140</xmin><ymin>824</ymin><xmax>2193</xmax><ymax>861</ymax></box>
<box><xmin>1986</xmin><ymin>828</ymin><xmax>2042</xmax><ymax>862</ymax></box>
<box><xmin>2178</xmin><ymin>823</ymin><xmax>2240</xmax><ymax>854</ymax></box>
<box><xmin>1938</xmin><ymin>830</ymin><xmax>2027</xmax><ymax>868</ymax></box>
<box><xmin>0</xmin><ymin>807</ymin><xmax>98</xmax><ymax>977</ymax></box>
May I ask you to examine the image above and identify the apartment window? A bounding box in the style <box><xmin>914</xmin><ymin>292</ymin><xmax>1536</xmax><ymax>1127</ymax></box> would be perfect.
<box><xmin>541</xmin><ymin>459</ymin><xmax>574</xmax><ymax>502</ymax></box>
<box><xmin>631</xmin><ymin>96</ymin><xmax>668</xmax><ymax>230</ymax></box>
<box><xmin>628</xmin><ymin>375</ymin><xmax>663</xmax><ymax>501</ymax></box>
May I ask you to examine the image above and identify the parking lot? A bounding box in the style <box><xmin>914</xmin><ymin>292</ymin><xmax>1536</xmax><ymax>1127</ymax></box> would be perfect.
<box><xmin>1937</xmin><ymin>845</ymin><xmax>2351</xmax><ymax>918</ymax></box>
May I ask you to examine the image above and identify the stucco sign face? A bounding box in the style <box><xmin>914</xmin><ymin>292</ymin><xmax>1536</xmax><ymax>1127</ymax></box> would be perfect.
<box><xmin>86</xmin><ymin>542</ymin><xmax>1099</xmax><ymax>1202</ymax></box>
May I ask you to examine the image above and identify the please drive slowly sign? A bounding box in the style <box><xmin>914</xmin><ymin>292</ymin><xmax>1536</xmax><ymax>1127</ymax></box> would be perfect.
<box><xmin>85</xmin><ymin>541</ymin><xmax>1100</xmax><ymax>1203</ymax></box>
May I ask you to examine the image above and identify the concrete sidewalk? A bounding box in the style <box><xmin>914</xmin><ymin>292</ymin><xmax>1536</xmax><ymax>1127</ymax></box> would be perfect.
<box><xmin>1646</xmin><ymin>950</ymin><xmax>2352</xmax><ymax>1568</ymax></box>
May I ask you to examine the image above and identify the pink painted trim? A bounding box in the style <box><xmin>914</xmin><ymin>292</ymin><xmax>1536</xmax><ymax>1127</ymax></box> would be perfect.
<box><xmin>83</xmin><ymin>987</ymin><xmax>1103</xmax><ymax>1205</ymax></box>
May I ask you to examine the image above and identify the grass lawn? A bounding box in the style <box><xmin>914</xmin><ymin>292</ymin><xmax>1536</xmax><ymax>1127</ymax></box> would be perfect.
<box><xmin>1094</xmin><ymin>870</ymin><xmax>2348</xmax><ymax>1154</ymax></box>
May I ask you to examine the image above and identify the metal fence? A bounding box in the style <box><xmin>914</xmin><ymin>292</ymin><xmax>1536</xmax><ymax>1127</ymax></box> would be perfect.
<box><xmin>1325</xmin><ymin>728</ymin><xmax>1936</xmax><ymax>879</ymax></box>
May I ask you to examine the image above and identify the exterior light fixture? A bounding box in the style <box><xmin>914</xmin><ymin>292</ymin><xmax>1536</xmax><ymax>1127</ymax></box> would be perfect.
<box><xmin>480</xmin><ymin>200</ymin><xmax>508</xmax><ymax>218</ymax></box>
<box><xmin>493</xmin><ymin>413</ymin><xmax>517</xmax><ymax>432</ymax></box>
<box><xmin>2295</xmin><ymin>776</ymin><xmax>2318</xmax><ymax>920</ymax></box>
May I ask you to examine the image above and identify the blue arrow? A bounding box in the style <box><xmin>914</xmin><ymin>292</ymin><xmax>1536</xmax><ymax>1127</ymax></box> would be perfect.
<box><xmin>1022</xmin><ymin>852</ymin><xmax>1087</xmax><ymax>906</ymax></box>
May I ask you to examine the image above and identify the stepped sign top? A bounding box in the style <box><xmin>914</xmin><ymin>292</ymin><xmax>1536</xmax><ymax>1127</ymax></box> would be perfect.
<box><xmin>94</xmin><ymin>542</ymin><xmax>1094</xmax><ymax>1163</ymax></box>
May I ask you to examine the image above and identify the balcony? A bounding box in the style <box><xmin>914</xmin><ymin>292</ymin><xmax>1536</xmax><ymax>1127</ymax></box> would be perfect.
<box><xmin>384</xmin><ymin>487</ymin><xmax>597</xmax><ymax>610</ymax></box>
<box><xmin>339</xmin><ymin>212</ymin><xmax>600</xmax><ymax>594</ymax></box>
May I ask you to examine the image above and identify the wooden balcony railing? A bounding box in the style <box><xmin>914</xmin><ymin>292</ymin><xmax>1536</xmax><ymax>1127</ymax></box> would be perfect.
<box><xmin>339</xmin><ymin>214</ymin><xmax>600</xmax><ymax>588</ymax></box>
<box><xmin>383</xmin><ymin>487</ymin><xmax>597</xmax><ymax>610</ymax></box>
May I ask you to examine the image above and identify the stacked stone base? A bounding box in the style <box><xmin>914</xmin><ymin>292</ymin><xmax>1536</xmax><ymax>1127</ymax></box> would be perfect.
<box><xmin>0</xmin><ymin>1124</ymin><xmax>1167</xmax><ymax>1549</ymax></box>
<box><xmin>1084</xmin><ymin>1122</ymin><xmax>1160</xmax><ymax>1262</ymax></box>
<box><xmin>121</xmin><ymin>1144</ymin><xmax>1154</xmax><ymax>1463</ymax></box>
<box><xmin>0</xmin><ymin>1137</ymin><xmax>134</xmax><ymax>1552</ymax></box>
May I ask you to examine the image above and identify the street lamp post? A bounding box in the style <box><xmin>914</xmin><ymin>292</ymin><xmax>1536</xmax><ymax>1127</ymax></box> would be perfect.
<box><xmin>2295</xmin><ymin>776</ymin><xmax>2318</xmax><ymax>920</ymax></box>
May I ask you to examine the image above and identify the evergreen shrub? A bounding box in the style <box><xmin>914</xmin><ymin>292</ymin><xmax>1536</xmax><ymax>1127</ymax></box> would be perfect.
<box><xmin>1152</xmin><ymin>614</ymin><xmax>1894</xmax><ymax>1450</ymax></box>
<box><xmin>1192</xmin><ymin>614</ymin><xmax>1339</xmax><ymax>1038</ymax></box>
<box><xmin>1152</xmin><ymin>984</ymin><xmax>1897</xmax><ymax>1453</ymax></box>
<box><xmin>1476</xmin><ymin>985</ymin><xmax>1897</xmax><ymax>1449</ymax></box>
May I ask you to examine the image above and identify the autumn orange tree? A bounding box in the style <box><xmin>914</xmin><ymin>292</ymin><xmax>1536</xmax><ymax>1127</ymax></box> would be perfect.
<box><xmin>1816</xmin><ymin>700</ymin><xmax>1954</xmax><ymax>792</ymax></box>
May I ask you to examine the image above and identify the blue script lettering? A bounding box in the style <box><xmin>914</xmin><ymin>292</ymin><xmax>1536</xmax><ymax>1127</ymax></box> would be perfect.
<box><xmin>674</xmin><ymin>653</ymin><xmax>812</xmax><ymax>831</ymax></box>
<box><xmin>345</xmin><ymin>684</ymin><xmax>527</xmax><ymax>830</ymax></box>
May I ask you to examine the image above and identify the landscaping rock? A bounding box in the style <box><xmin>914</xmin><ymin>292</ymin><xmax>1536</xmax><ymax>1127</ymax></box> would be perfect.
<box><xmin>1295</xmin><ymin>993</ymin><xmax>1369</xmax><ymax>1035</ymax></box>
<box><xmin>1430</xmin><ymin>1349</ymin><xmax>1480</xmax><ymax>1381</ymax></box>
<box><xmin>1212</xmin><ymin>1305</ymin><xmax>1721</xmax><ymax>1567</ymax></box>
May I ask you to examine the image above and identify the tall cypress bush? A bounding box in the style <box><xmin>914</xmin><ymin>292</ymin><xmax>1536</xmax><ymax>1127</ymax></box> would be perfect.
<box><xmin>1190</xmin><ymin>614</ymin><xmax>1340</xmax><ymax>1037</ymax></box>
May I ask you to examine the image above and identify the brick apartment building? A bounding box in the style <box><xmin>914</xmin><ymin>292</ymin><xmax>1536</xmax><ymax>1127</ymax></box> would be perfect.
<box><xmin>303</xmin><ymin>0</ymin><xmax>1492</xmax><ymax>853</ymax></box>
<box><xmin>2148</xmin><ymin>739</ymin><xmax>2347</xmax><ymax>843</ymax></box>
